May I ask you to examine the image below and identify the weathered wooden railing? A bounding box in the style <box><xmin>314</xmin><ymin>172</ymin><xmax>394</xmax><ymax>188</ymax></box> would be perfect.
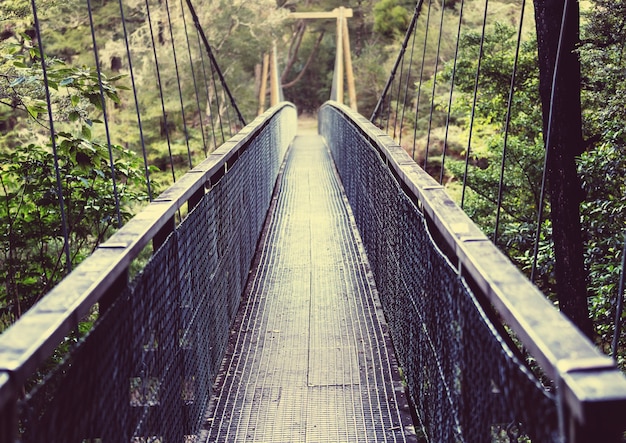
<box><xmin>320</xmin><ymin>101</ymin><xmax>626</xmax><ymax>443</ymax></box>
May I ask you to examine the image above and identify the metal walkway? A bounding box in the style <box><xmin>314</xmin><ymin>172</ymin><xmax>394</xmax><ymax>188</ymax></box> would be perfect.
<box><xmin>204</xmin><ymin>122</ymin><xmax>416</xmax><ymax>442</ymax></box>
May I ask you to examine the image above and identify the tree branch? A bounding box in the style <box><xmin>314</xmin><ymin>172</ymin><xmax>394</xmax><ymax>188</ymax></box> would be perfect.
<box><xmin>281</xmin><ymin>21</ymin><xmax>306</xmax><ymax>83</ymax></box>
<box><xmin>282</xmin><ymin>31</ymin><xmax>325</xmax><ymax>89</ymax></box>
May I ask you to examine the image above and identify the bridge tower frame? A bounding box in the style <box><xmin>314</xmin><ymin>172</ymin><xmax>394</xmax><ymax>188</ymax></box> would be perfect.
<box><xmin>259</xmin><ymin>7</ymin><xmax>358</xmax><ymax>114</ymax></box>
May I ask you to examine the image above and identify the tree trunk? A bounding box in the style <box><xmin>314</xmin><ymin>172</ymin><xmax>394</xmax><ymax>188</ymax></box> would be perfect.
<box><xmin>281</xmin><ymin>22</ymin><xmax>306</xmax><ymax>84</ymax></box>
<box><xmin>533</xmin><ymin>0</ymin><xmax>593</xmax><ymax>338</ymax></box>
<box><xmin>282</xmin><ymin>31</ymin><xmax>325</xmax><ymax>89</ymax></box>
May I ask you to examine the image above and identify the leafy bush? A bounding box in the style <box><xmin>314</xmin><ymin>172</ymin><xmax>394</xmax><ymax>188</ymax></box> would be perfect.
<box><xmin>0</xmin><ymin>136</ymin><xmax>150</xmax><ymax>321</ymax></box>
<box><xmin>0</xmin><ymin>36</ymin><xmax>154</xmax><ymax>328</ymax></box>
<box><xmin>439</xmin><ymin>24</ymin><xmax>556</xmax><ymax>290</ymax></box>
<box><xmin>579</xmin><ymin>141</ymin><xmax>626</xmax><ymax>357</ymax></box>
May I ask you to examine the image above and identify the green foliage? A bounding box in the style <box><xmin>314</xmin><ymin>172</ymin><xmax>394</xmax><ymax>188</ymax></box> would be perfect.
<box><xmin>580</xmin><ymin>0</ymin><xmax>626</xmax><ymax>131</ymax></box>
<box><xmin>0</xmin><ymin>34</ymin><xmax>127</xmax><ymax>144</ymax></box>
<box><xmin>373</xmin><ymin>0</ymin><xmax>411</xmax><ymax>38</ymax></box>
<box><xmin>0</xmin><ymin>0</ymin><xmax>36</xmax><ymax>22</ymax></box>
<box><xmin>194</xmin><ymin>0</ymin><xmax>286</xmax><ymax>121</ymax></box>
<box><xmin>577</xmin><ymin>0</ymin><xmax>626</xmax><ymax>356</ymax></box>
<box><xmin>0</xmin><ymin>136</ymin><xmax>149</xmax><ymax>322</ymax></box>
<box><xmin>440</xmin><ymin>23</ymin><xmax>553</xmax><ymax>289</ymax></box>
<box><xmin>0</xmin><ymin>36</ymin><xmax>155</xmax><ymax>328</ymax></box>
<box><xmin>445</xmin><ymin>23</ymin><xmax>542</xmax><ymax>143</ymax></box>
<box><xmin>579</xmin><ymin>139</ymin><xmax>626</xmax><ymax>354</ymax></box>
<box><xmin>352</xmin><ymin>42</ymin><xmax>390</xmax><ymax>117</ymax></box>
<box><xmin>438</xmin><ymin>4</ymin><xmax>626</xmax><ymax>355</ymax></box>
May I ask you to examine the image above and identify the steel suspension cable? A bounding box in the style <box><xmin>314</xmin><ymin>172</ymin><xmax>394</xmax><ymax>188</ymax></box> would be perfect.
<box><xmin>191</xmin><ymin>25</ymin><xmax>226</xmax><ymax>146</ymax></box>
<box><xmin>370</xmin><ymin>0</ymin><xmax>425</xmax><ymax>123</ymax></box>
<box><xmin>180</xmin><ymin>0</ymin><xmax>209</xmax><ymax>157</ymax></box>
<box><xmin>195</xmin><ymin>28</ymin><xmax>219</xmax><ymax>151</ymax></box>
<box><xmin>86</xmin><ymin>0</ymin><xmax>122</xmax><ymax>228</ymax></box>
<box><xmin>383</xmin><ymin>47</ymin><xmax>397</xmax><ymax>132</ymax></box>
<box><xmin>411</xmin><ymin>0</ymin><xmax>433</xmax><ymax>161</ymax></box>
<box><xmin>493</xmin><ymin>0</ymin><xmax>526</xmax><ymax>244</ymax></box>
<box><xmin>398</xmin><ymin>20</ymin><xmax>419</xmax><ymax>146</ymax></box>
<box><xmin>392</xmin><ymin>42</ymin><xmax>407</xmax><ymax>139</ymax></box>
<box><xmin>386</xmin><ymin>94</ymin><xmax>394</xmax><ymax>130</ymax></box>
<box><xmin>144</xmin><ymin>0</ymin><xmax>177</xmax><ymax>183</ymax></box>
<box><xmin>185</xmin><ymin>0</ymin><xmax>242</xmax><ymax>141</ymax></box>
<box><xmin>117</xmin><ymin>0</ymin><xmax>153</xmax><ymax>201</ymax></box>
<box><xmin>29</xmin><ymin>0</ymin><xmax>72</xmax><ymax>273</ymax></box>
<box><xmin>531</xmin><ymin>0</ymin><xmax>570</xmax><ymax>282</ymax></box>
<box><xmin>460</xmin><ymin>0</ymin><xmax>489</xmax><ymax>209</ymax></box>
<box><xmin>385</xmin><ymin>76</ymin><xmax>394</xmax><ymax>133</ymax></box>
<box><xmin>424</xmin><ymin>0</ymin><xmax>447</xmax><ymax>170</ymax></box>
<box><xmin>208</xmin><ymin>56</ymin><xmax>226</xmax><ymax>144</ymax></box>
<box><xmin>440</xmin><ymin>0</ymin><xmax>465</xmax><ymax>184</ymax></box>
<box><xmin>374</xmin><ymin>99</ymin><xmax>383</xmax><ymax>127</ymax></box>
<box><xmin>185</xmin><ymin>0</ymin><xmax>246</xmax><ymax>127</ymax></box>
<box><xmin>225</xmin><ymin>100</ymin><xmax>234</xmax><ymax>138</ymax></box>
<box><xmin>164</xmin><ymin>0</ymin><xmax>193</xmax><ymax>169</ymax></box>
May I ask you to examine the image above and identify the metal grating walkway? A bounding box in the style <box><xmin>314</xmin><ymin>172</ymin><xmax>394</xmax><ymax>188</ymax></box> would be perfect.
<box><xmin>204</xmin><ymin>122</ymin><xmax>416</xmax><ymax>442</ymax></box>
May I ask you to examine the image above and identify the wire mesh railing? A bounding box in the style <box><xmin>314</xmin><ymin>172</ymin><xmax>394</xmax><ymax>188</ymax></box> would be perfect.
<box><xmin>320</xmin><ymin>101</ymin><xmax>626</xmax><ymax>443</ymax></box>
<box><xmin>1</xmin><ymin>0</ymin><xmax>247</xmax><ymax>328</ymax></box>
<box><xmin>0</xmin><ymin>103</ymin><xmax>296</xmax><ymax>442</ymax></box>
<box><xmin>371</xmin><ymin>0</ymin><xmax>538</xmax><ymax>250</ymax></box>
<box><xmin>369</xmin><ymin>0</ymin><xmax>626</xmax><ymax>388</ymax></box>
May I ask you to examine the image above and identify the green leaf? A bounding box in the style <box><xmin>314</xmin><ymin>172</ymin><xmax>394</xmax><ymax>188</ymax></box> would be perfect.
<box><xmin>87</xmin><ymin>93</ymin><xmax>102</xmax><ymax>109</ymax></box>
<box><xmin>69</xmin><ymin>111</ymin><xmax>80</xmax><ymax>122</ymax></box>
<box><xmin>25</xmin><ymin>105</ymin><xmax>39</xmax><ymax>119</ymax></box>
<box><xmin>81</xmin><ymin>125</ymin><xmax>92</xmax><ymax>139</ymax></box>
<box><xmin>71</xmin><ymin>95</ymin><xmax>80</xmax><ymax>107</ymax></box>
<box><xmin>105</xmin><ymin>91</ymin><xmax>120</xmax><ymax>104</ymax></box>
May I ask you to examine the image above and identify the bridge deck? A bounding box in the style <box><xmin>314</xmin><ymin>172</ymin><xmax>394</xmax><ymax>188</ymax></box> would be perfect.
<box><xmin>203</xmin><ymin>121</ymin><xmax>416</xmax><ymax>442</ymax></box>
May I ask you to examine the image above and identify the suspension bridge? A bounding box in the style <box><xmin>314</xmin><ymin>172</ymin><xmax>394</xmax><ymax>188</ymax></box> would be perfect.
<box><xmin>1</xmin><ymin>1</ymin><xmax>626</xmax><ymax>442</ymax></box>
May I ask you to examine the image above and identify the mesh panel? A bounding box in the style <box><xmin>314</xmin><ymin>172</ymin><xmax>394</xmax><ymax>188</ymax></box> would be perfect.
<box><xmin>321</xmin><ymin>106</ymin><xmax>559</xmax><ymax>442</ymax></box>
<box><xmin>17</xmin><ymin>112</ymin><xmax>289</xmax><ymax>442</ymax></box>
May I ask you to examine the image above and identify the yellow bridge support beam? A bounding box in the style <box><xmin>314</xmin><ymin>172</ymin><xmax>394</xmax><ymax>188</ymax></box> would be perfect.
<box><xmin>270</xmin><ymin>43</ymin><xmax>281</xmax><ymax>107</ymax></box>
<box><xmin>288</xmin><ymin>9</ymin><xmax>353</xmax><ymax>19</ymax></box>
<box><xmin>341</xmin><ymin>11</ymin><xmax>357</xmax><ymax>111</ymax></box>
<box><xmin>258</xmin><ymin>53</ymin><xmax>270</xmax><ymax>115</ymax></box>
